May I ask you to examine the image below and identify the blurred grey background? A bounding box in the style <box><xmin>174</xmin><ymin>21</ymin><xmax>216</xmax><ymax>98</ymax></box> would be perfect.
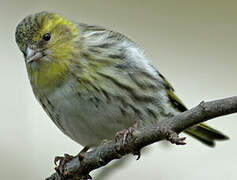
<box><xmin>1</xmin><ymin>0</ymin><xmax>236</xmax><ymax>179</ymax></box>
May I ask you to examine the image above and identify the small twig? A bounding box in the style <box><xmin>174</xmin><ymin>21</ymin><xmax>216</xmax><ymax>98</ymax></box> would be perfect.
<box><xmin>46</xmin><ymin>96</ymin><xmax>237</xmax><ymax>180</ymax></box>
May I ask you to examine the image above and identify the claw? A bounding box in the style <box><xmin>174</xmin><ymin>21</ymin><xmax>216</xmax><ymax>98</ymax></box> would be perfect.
<box><xmin>133</xmin><ymin>150</ymin><xmax>141</xmax><ymax>160</ymax></box>
<box><xmin>54</xmin><ymin>156</ymin><xmax>64</xmax><ymax>166</ymax></box>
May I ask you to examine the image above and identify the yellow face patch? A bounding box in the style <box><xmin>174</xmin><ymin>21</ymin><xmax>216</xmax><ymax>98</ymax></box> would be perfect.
<box><xmin>25</xmin><ymin>12</ymin><xmax>80</xmax><ymax>91</ymax></box>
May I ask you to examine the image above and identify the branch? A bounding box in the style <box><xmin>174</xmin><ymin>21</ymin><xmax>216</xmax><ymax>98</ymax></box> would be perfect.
<box><xmin>46</xmin><ymin>96</ymin><xmax>237</xmax><ymax>180</ymax></box>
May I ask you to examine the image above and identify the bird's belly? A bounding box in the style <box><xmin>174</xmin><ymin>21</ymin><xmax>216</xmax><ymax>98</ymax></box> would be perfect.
<box><xmin>43</xmin><ymin>83</ymin><xmax>135</xmax><ymax>147</ymax></box>
<box><xmin>38</xmin><ymin>76</ymin><xmax>178</xmax><ymax>147</ymax></box>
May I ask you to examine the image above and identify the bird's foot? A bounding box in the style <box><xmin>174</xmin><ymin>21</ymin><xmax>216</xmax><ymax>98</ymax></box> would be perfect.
<box><xmin>54</xmin><ymin>146</ymin><xmax>90</xmax><ymax>178</ymax></box>
<box><xmin>115</xmin><ymin>121</ymin><xmax>138</xmax><ymax>144</ymax></box>
<box><xmin>164</xmin><ymin>129</ymin><xmax>186</xmax><ymax>145</ymax></box>
<box><xmin>54</xmin><ymin>153</ymin><xmax>74</xmax><ymax>177</ymax></box>
<box><xmin>54</xmin><ymin>153</ymin><xmax>74</xmax><ymax>167</ymax></box>
<box><xmin>115</xmin><ymin>121</ymin><xmax>141</xmax><ymax>159</ymax></box>
<box><xmin>115</xmin><ymin>127</ymin><xmax>135</xmax><ymax>144</ymax></box>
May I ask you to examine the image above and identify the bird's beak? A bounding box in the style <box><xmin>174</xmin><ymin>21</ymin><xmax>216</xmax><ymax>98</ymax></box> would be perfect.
<box><xmin>26</xmin><ymin>47</ymin><xmax>43</xmax><ymax>64</ymax></box>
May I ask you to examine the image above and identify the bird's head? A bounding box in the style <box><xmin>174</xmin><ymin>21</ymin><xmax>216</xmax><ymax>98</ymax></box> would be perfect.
<box><xmin>15</xmin><ymin>11</ymin><xmax>78</xmax><ymax>65</ymax></box>
<box><xmin>15</xmin><ymin>11</ymin><xmax>80</xmax><ymax>89</ymax></box>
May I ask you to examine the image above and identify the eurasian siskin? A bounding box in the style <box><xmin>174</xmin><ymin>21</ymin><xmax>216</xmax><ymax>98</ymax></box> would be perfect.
<box><xmin>15</xmin><ymin>11</ymin><xmax>228</xmax><ymax>148</ymax></box>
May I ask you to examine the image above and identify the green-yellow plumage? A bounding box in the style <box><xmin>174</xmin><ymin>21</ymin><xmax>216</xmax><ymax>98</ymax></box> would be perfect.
<box><xmin>15</xmin><ymin>11</ymin><xmax>228</xmax><ymax>147</ymax></box>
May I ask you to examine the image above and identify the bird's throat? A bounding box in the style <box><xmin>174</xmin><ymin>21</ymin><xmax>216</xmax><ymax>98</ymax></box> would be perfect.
<box><xmin>27</xmin><ymin>60</ymin><xmax>68</xmax><ymax>92</ymax></box>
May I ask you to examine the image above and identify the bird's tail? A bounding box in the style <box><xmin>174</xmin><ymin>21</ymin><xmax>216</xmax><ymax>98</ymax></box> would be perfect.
<box><xmin>184</xmin><ymin>123</ymin><xmax>229</xmax><ymax>147</ymax></box>
<box><xmin>159</xmin><ymin>73</ymin><xmax>229</xmax><ymax>147</ymax></box>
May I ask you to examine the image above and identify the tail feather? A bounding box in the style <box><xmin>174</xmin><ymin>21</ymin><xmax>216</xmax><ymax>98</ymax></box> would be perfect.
<box><xmin>184</xmin><ymin>124</ymin><xmax>229</xmax><ymax>147</ymax></box>
<box><xmin>160</xmin><ymin>75</ymin><xmax>229</xmax><ymax>147</ymax></box>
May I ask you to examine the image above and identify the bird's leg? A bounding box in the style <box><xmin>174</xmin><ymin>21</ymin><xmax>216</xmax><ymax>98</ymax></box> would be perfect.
<box><xmin>77</xmin><ymin>145</ymin><xmax>90</xmax><ymax>161</ymax></box>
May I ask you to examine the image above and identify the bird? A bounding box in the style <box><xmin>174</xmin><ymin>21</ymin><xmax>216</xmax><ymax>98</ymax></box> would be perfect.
<box><xmin>15</xmin><ymin>11</ymin><xmax>228</xmax><ymax>151</ymax></box>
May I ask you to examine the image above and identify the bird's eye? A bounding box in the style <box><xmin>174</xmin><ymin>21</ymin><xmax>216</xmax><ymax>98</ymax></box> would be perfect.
<box><xmin>42</xmin><ymin>33</ymin><xmax>51</xmax><ymax>41</ymax></box>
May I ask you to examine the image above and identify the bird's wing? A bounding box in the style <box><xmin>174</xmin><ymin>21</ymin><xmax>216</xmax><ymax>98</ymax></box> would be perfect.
<box><xmin>74</xmin><ymin>23</ymin><xmax>229</xmax><ymax>146</ymax></box>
